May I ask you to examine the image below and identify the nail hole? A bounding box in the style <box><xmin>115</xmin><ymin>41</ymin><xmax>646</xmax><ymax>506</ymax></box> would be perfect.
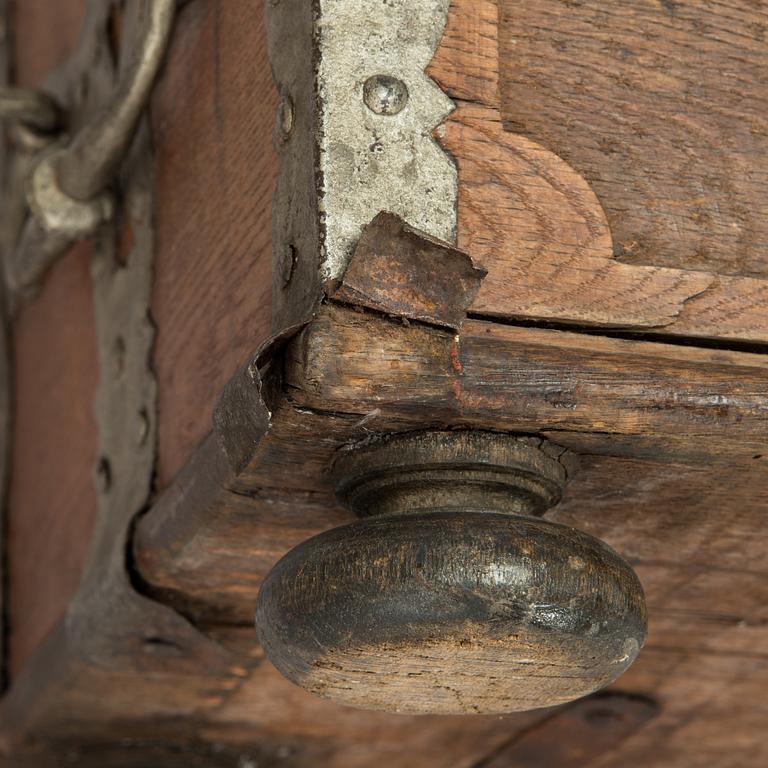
<box><xmin>96</xmin><ymin>457</ymin><xmax>112</xmax><ymax>493</ymax></box>
<box><xmin>113</xmin><ymin>336</ymin><xmax>126</xmax><ymax>376</ymax></box>
<box><xmin>281</xmin><ymin>244</ymin><xmax>297</xmax><ymax>287</ymax></box>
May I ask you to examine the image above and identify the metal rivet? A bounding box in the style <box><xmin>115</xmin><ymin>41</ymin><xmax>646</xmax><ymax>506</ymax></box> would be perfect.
<box><xmin>279</xmin><ymin>93</ymin><xmax>294</xmax><ymax>139</ymax></box>
<box><xmin>363</xmin><ymin>75</ymin><xmax>409</xmax><ymax>116</ymax></box>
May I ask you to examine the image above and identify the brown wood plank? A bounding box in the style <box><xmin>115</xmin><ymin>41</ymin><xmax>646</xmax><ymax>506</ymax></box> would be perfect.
<box><xmin>1</xmin><ymin>617</ymin><xmax>550</xmax><ymax>768</ymax></box>
<box><xmin>7</xmin><ymin>0</ymin><xmax>96</xmax><ymax>681</ymax></box>
<box><xmin>6</xmin><ymin>306</ymin><xmax>766</xmax><ymax>764</ymax></box>
<box><xmin>12</xmin><ymin>0</ymin><xmax>86</xmax><ymax>87</ymax></box>
<box><xmin>131</xmin><ymin>311</ymin><xmax>767</xmax><ymax>764</ymax></box>
<box><xmin>289</xmin><ymin>305</ymin><xmax>768</xmax><ymax>461</ymax></box>
<box><xmin>135</xmin><ymin>303</ymin><xmax>768</xmax><ymax>624</ymax></box>
<box><xmin>499</xmin><ymin>0</ymin><xmax>768</xmax><ymax>279</ymax></box>
<box><xmin>593</xmin><ymin>650</ymin><xmax>768</xmax><ymax>768</ymax></box>
<box><xmin>151</xmin><ymin>0</ymin><xmax>278</xmax><ymax>489</ymax></box>
<box><xmin>7</xmin><ymin>247</ymin><xmax>99</xmax><ymax>680</ymax></box>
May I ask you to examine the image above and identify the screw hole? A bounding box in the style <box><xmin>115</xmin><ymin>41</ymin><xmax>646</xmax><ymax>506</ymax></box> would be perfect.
<box><xmin>113</xmin><ymin>336</ymin><xmax>126</xmax><ymax>376</ymax></box>
<box><xmin>96</xmin><ymin>457</ymin><xmax>112</xmax><ymax>493</ymax></box>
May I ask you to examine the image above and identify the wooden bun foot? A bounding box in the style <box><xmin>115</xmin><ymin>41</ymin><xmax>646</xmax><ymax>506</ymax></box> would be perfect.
<box><xmin>256</xmin><ymin>432</ymin><xmax>646</xmax><ymax>715</ymax></box>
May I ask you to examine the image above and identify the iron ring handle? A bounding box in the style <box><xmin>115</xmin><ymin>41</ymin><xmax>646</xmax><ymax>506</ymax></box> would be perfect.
<box><xmin>5</xmin><ymin>0</ymin><xmax>175</xmax><ymax>298</ymax></box>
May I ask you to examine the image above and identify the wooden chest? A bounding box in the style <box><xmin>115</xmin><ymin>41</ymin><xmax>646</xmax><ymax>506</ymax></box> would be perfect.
<box><xmin>0</xmin><ymin>0</ymin><xmax>766</xmax><ymax>765</ymax></box>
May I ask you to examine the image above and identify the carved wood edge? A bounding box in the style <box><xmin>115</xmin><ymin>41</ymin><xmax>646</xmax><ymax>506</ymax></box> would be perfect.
<box><xmin>429</xmin><ymin>0</ymin><xmax>768</xmax><ymax>345</ymax></box>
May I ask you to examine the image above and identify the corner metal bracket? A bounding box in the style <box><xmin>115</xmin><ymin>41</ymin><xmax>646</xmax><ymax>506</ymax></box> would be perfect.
<box><xmin>267</xmin><ymin>0</ymin><xmax>459</xmax><ymax>329</ymax></box>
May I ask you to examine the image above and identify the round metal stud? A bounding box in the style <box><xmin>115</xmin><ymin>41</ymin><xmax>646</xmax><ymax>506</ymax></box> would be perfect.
<box><xmin>363</xmin><ymin>74</ymin><xmax>409</xmax><ymax>116</ymax></box>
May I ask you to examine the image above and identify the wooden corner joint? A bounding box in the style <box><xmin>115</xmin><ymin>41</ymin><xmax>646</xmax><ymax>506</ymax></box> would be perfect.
<box><xmin>212</xmin><ymin>210</ymin><xmax>486</xmax><ymax>476</ymax></box>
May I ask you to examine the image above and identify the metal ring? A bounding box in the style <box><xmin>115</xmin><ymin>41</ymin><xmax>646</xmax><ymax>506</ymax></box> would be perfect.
<box><xmin>0</xmin><ymin>87</ymin><xmax>60</xmax><ymax>132</ymax></box>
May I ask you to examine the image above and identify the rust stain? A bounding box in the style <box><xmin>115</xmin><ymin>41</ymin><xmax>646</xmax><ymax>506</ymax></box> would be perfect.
<box><xmin>452</xmin><ymin>377</ymin><xmax>464</xmax><ymax>410</ymax></box>
<box><xmin>327</xmin><ymin>212</ymin><xmax>487</xmax><ymax>330</ymax></box>
<box><xmin>451</xmin><ymin>334</ymin><xmax>465</xmax><ymax>413</ymax></box>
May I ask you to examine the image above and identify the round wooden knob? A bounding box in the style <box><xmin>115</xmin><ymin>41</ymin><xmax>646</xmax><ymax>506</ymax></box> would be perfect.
<box><xmin>256</xmin><ymin>432</ymin><xmax>646</xmax><ymax>715</ymax></box>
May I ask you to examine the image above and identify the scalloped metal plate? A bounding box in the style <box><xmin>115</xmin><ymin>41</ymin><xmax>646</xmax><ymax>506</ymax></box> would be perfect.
<box><xmin>267</xmin><ymin>0</ymin><xmax>458</xmax><ymax>329</ymax></box>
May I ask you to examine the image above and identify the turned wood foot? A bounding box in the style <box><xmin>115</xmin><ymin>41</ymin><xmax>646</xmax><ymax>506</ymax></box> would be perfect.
<box><xmin>257</xmin><ymin>431</ymin><xmax>647</xmax><ymax>715</ymax></box>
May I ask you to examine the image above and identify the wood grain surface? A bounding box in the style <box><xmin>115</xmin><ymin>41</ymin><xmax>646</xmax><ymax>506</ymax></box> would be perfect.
<box><xmin>10</xmin><ymin>0</ymin><xmax>86</xmax><ymax>86</ymax></box>
<box><xmin>6</xmin><ymin>246</ymin><xmax>98</xmax><ymax>681</ymax></box>
<box><xmin>136</xmin><ymin>302</ymin><xmax>768</xmax><ymax>623</ymax></box>
<box><xmin>499</xmin><ymin>0</ymin><xmax>768</xmax><ymax>278</ymax></box>
<box><xmin>289</xmin><ymin>305</ymin><xmax>768</xmax><ymax>462</ymax></box>
<box><xmin>6</xmin><ymin>0</ymin><xmax>768</xmax><ymax>765</ymax></box>
<box><xmin>257</xmin><ymin>511</ymin><xmax>646</xmax><ymax>714</ymax></box>
<box><xmin>135</xmin><ymin>420</ymin><xmax>764</xmax><ymax>766</ymax></box>
<box><xmin>8</xmin><ymin>290</ymin><xmax>767</xmax><ymax>764</ymax></box>
<box><xmin>151</xmin><ymin>0</ymin><xmax>278</xmax><ymax>489</ymax></box>
<box><xmin>429</xmin><ymin>0</ymin><xmax>768</xmax><ymax>342</ymax></box>
<box><xmin>130</xmin><ymin>312</ymin><xmax>768</xmax><ymax>763</ymax></box>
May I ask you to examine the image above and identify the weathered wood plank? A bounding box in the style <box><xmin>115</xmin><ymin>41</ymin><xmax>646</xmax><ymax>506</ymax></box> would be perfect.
<box><xmin>6</xmin><ymin>0</ymin><xmax>95</xmax><ymax>682</ymax></box>
<box><xmin>131</xmin><ymin>349</ymin><xmax>768</xmax><ymax>763</ymax></box>
<box><xmin>7</xmin><ymin>248</ymin><xmax>99</xmax><ymax>680</ymax></box>
<box><xmin>499</xmin><ymin>0</ymin><xmax>768</xmax><ymax>279</ymax></box>
<box><xmin>6</xmin><ymin>2</ymin><xmax>768</xmax><ymax>765</ymax></box>
<box><xmin>133</xmin><ymin>400</ymin><xmax>768</xmax><ymax>765</ymax></box>
<box><xmin>287</xmin><ymin>305</ymin><xmax>768</xmax><ymax>460</ymax></box>
<box><xmin>8</xmin><ymin>298</ymin><xmax>767</xmax><ymax>764</ymax></box>
<box><xmin>135</xmin><ymin>303</ymin><xmax>768</xmax><ymax>624</ymax></box>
